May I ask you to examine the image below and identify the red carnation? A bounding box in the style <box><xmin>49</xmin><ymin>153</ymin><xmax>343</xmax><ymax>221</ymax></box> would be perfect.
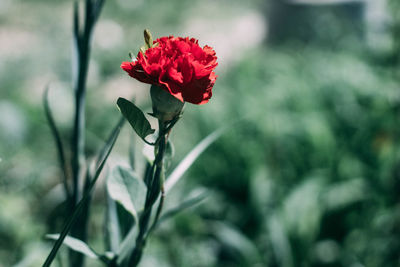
<box><xmin>121</xmin><ymin>36</ymin><xmax>218</xmax><ymax>105</ymax></box>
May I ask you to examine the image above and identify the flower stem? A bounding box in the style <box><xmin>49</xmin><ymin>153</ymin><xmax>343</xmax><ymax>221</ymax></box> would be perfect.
<box><xmin>128</xmin><ymin>122</ymin><xmax>169</xmax><ymax>267</ymax></box>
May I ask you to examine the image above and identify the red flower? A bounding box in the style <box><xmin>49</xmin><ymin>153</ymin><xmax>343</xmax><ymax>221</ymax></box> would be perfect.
<box><xmin>121</xmin><ymin>36</ymin><xmax>218</xmax><ymax>105</ymax></box>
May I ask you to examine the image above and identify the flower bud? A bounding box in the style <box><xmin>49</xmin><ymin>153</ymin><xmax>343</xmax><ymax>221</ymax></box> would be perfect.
<box><xmin>150</xmin><ymin>85</ymin><xmax>184</xmax><ymax>122</ymax></box>
<box><xmin>144</xmin><ymin>29</ymin><xmax>153</xmax><ymax>49</ymax></box>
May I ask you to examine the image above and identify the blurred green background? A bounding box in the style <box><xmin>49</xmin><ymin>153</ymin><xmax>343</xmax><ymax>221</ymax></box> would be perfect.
<box><xmin>1</xmin><ymin>0</ymin><xmax>400</xmax><ymax>266</ymax></box>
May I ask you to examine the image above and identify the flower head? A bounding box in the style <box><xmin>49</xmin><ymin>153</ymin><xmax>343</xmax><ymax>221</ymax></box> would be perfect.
<box><xmin>121</xmin><ymin>35</ymin><xmax>218</xmax><ymax>105</ymax></box>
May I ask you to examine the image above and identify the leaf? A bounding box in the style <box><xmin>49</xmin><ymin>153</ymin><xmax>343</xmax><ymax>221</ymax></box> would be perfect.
<box><xmin>42</xmin><ymin>123</ymin><xmax>121</xmax><ymax>267</ymax></box>
<box><xmin>105</xmin><ymin>193</ymin><xmax>121</xmax><ymax>253</ymax></box>
<box><xmin>43</xmin><ymin>86</ymin><xmax>70</xmax><ymax>198</ymax></box>
<box><xmin>267</xmin><ymin>215</ymin><xmax>293</xmax><ymax>267</ymax></box>
<box><xmin>164</xmin><ymin>127</ymin><xmax>226</xmax><ymax>193</ymax></box>
<box><xmin>45</xmin><ymin>234</ymin><xmax>99</xmax><ymax>259</ymax></box>
<box><xmin>95</xmin><ymin>115</ymin><xmax>125</xmax><ymax>169</ymax></box>
<box><xmin>117</xmin><ymin>97</ymin><xmax>155</xmax><ymax>142</ymax></box>
<box><xmin>211</xmin><ymin>221</ymin><xmax>261</xmax><ymax>264</ymax></box>
<box><xmin>107</xmin><ymin>166</ymin><xmax>147</xmax><ymax>223</ymax></box>
<box><xmin>158</xmin><ymin>189</ymin><xmax>208</xmax><ymax>225</ymax></box>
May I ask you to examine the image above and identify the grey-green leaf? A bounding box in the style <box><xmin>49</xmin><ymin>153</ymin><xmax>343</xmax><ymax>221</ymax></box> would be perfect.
<box><xmin>164</xmin><ymin>127</ymin><xmax>226</xmax><ymax>193</ymax></box>
<box><xmin>107</xmin><ymin>166</ymin><xmax>147</xmax><ymax>223</ymax></box>
<box><xmin>211</xmin><ymin>221</ymin><xmax>261</xmax><ymax>264</ymax></box>
<box><xmin>159</xmin><ymin>189</ymin><xmax>208</xmax><ymax>225</ymax></box>
<box><xmin>117</xmin><ymin>97</ymin><xmax>155</xmax><ymax>141</ymax></box>
<box><xmin>45</xmin><ymin>234</ymin><xmax>99</xmax><ymax>259</ymax></box>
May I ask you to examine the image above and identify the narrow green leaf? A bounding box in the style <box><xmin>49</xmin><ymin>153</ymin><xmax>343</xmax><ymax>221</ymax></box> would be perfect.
<box><xmin>158</xmin><ymin>189</ymin><xmax>208</xmax><ymax>225</ymax></box>
<box><xmin>43</xmin><ymin>86</ymin><xmax>70</xmax><ymax>198</ymax></box>
<box><xmin>42</xmin><ymin>124</ymin><xmax>121</xmax><ymax>267</ymax></box>
<box><xmin>107</xmin><ymin>166</ymin><xmax>147</xmax><ymax>223</ymax></box>
<box><xmin>45</xmin><ymin>234</ymin><xmax>99</xmax><ymax>259</ymax></box>
<box><xmin>117</xmin><ymin>97</ymin><xmax>155</xmax><ymax>142</ymax></box>
<box><xmin>105</xmin><ymin>192</ymin><xmax>121</xmax><ymax>253</ymax></box>
<box><xmin>267</xmin><ymin>215</ymin><xmax>293</xmax><ymax>267</ymax></box>
<box><xmin>211</xmin><ymin>221</ymin><xmax>261</xmax><ymax>264</ymax></box>
<box><xmin>95</xmin><ymin>115</ymin><xmax>125</xmax><ymax>169</ymax></box>
<box><xmin>73</xmin><ymin>1</ymin><xmax>80</xmax><ymax>44</ymax></box>
<box><xmin>164</xmin><ymin>127</ymin><xmax>226</xmax><ymax>193</ymax></box>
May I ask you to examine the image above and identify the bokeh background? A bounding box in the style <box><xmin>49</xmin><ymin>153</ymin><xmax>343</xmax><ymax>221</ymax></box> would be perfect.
<box><xmin>1</xmin><ymin>0</ymin><xmax>400</xmax><ymax>266</ymax></box>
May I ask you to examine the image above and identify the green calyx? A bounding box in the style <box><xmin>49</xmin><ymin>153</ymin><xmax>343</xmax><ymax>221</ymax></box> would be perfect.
<box><xmin>150</xmin><ymin>85</ymin><xmax>184</xmax><ymax>123</ymax></box>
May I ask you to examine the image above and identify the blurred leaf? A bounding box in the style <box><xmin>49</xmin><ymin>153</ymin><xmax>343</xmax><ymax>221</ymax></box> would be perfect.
<box><xmin>43</xmin><ymin>86</ymin><xmax>70</xmax><ymax>198</ymax></box>
<box><xmin>164</xmin><ymin>127</ymin><xmax>226</xmax><ymax>193</ymax></box>
<box><xmin>322</xmin><ymin>178</ymin><xmax>369</xmax><ymax>211</ymax></box>
<box><xmin>159</xmin><ymin>189</ymin><xmax>208</xmax><ymax>224</ymax></box>
<box><xmin>282</xmin><ymin>176</ymin><xmax>325</xmax><ymax>240</ymax></box>
<box><xmin>45</xmin><ymin>234</ymin><xmax>99</xmax><ymax>259</ymax></box>
<box><xmin>211</xmin><ymin>221</ymin><xmax>261</xmax><ymax>265</ymax></box>
<box><xmin>107</xmin><ymin>166</ymin><xmax>147</xmax><ymax>223</ymax></box>
<box><xmin>267</xmin><ymin>215</ymin><xmax>294</xmax><ymax>267</ymax></box>
<box><xmin>117</xmin><ymin>97</ymin><xmax>155</xmax><ymax>142</ymax></box>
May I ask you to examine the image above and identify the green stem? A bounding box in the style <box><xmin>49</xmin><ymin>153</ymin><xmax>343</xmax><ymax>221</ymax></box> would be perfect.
<box><xmin>127</xmin><ymin>123</ymin><xmax>169</xmax><ymax>267</ymax></box>
<box><xmin>147</xmin><ymin>184</ymin><xmax>165</xmax><ymax>236</ymax></box>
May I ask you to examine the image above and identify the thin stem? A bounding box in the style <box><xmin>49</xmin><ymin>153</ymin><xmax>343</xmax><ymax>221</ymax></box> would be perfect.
<box><xmin>127</xmin><ymin>122</ymin><xmax>169</xmax><ymax>267</ymax></box>
<box><xmin>147</xmin><ymin>184</ymin><xmax>165</xmax><ymax>235</ymax></box>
